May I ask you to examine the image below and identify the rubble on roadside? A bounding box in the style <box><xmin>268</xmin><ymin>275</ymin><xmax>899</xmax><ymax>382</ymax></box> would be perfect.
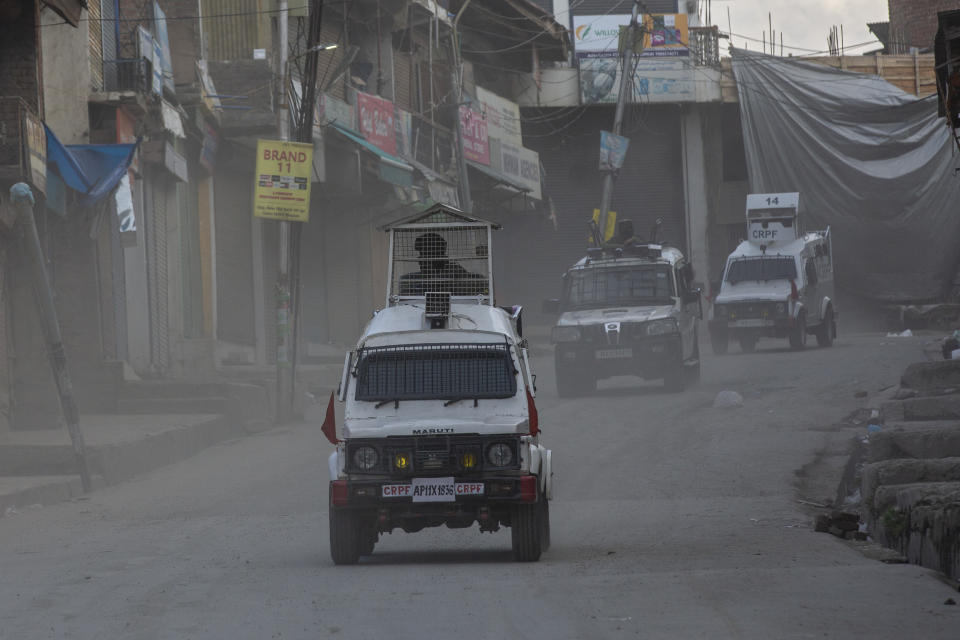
<box><xmin>828</xmin><ymin>355</ymin><xmax>960</xmax><ymax>580</ymax></box>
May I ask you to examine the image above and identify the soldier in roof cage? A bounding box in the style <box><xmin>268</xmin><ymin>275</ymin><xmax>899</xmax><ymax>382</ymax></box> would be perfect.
<box><xmin>399</xmin><ymin>232</ymin><xmax>487</xmax><ymax>296</ymax></box>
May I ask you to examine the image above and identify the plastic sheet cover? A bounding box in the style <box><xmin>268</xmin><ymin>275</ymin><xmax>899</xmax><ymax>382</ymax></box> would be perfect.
<box><xmin>731</xmin><ymin>48</ymin><xmax>960</xmax><ymax>303</ymax></box>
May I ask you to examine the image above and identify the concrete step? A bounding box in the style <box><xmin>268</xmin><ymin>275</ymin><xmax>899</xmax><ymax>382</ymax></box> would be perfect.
<box><xmin>116</xmin><ymin>397</ymin><xmax>231</xmax><ymax>415</ymax></box>
<box><xmin>120</xmin><ymin>380</ymin><xmax>229</xmax><ymax>400</ymax></box>
<box><xmin>0</xmin><ymin>475</ymin><xmax>106</xmax><ymax>516</ymax></box>
<box><xmin>901</xmin><ymin>360</ymin><xmax>960</xmax><ymax>392</ymax></box>
<box><xmin>0</xmin><ymin>414</ymin><xmax>239</xmax><ymax>492</ymax></box>
<box><xmin>862</xmin><ymin>457</ymin><xmax>960</xmax><ymax>517</ymax></box>
<box><xmin>882</xmin><ymin>394</ymin><xmax>960</xmax><ymax>422</ymax></box>
<box><xmin>868</xmin><ymin>421</ymin><xmax>960</xmax><ymax>463</ymax></box>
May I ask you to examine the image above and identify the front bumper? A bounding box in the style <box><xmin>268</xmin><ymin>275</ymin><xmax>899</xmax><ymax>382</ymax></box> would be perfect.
<box><xmin>330</xmin><ymin>474</ymin><xmax>538</xmax><ymax>509</ymax></box>
<box><xmin>555</xmin><ymin>334</ymin><xmax>682</xmax><ymax>378</ymax></box>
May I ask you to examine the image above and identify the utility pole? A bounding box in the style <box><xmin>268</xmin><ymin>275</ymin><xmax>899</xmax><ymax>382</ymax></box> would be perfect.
<box><xmin>598</xmin><ymin>0</ymin><xmax>642</xmax><ymax>241</ymax></box>
<box><xmin>10</xmin><ymin>183</ymin><xmax>91</xmax><ymax>492</ymax></box>
<box><xmin>276</xmin><ymin>0</ymin><xmax>293</xmax><ymax>422</ymax></box>
<box><xmin>452</xmin><ymin>0</ymin><xmax>473</xmax><ymax>213</ymax></box>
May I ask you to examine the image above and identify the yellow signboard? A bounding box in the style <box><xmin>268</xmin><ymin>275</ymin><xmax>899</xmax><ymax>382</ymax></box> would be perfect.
<box><xmin>254</xmin><ymin>139</ymin><xmax>314</xmax><ymax>222</ymax></box>
<box><xmin>589</xmin><ymin>208</ymin><xmax>617</xmax><ymax>244</ymax></box>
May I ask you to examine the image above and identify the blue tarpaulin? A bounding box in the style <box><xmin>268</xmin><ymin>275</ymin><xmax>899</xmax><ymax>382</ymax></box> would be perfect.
<box><xmin>45</xmin><ymin>125</ymin><xmax>139</xmax><ymax>206</ymax></box>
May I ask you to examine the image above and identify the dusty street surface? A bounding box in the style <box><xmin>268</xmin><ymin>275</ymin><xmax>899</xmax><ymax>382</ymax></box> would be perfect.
<box><xmin>1</xmin><ymin>333</ymin><xmax>958</xmax><ymax>639</ymax></box>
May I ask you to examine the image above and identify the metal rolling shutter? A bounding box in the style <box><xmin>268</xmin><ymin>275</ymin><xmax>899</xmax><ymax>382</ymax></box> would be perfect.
<box><xmin>101</xmin><ymin>0</ymin><xmax>117</xmax><ymax>89</ymax></box>
<box><xmin>519</xmin><ymin>106</ymin><xmax>686</xmax><ymax>306</ymax></box>
<box><xmin>147</xmin><ymin>177</ymin><xmax>169</xmax><ymax>372</ymax></box>
<box><xmin>213</xmin><ymin>169</ymin><xmax>255</xmax><ymax>345</ymax></box>
<box><xmin>88</xmin><ymin>0</ymin><xmax>103</xmax><ymax>90</ymax></box>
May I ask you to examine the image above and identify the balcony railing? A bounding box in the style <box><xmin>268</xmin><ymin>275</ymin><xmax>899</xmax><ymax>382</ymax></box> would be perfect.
<box><xmin>690</xmin><ymin>26</ymin><xmax>721</xmax><ymax>67</ymax></box>
<box><xmin>103</xmin><ymin>58</ymin><xmax>152</xmax><ymax>93</ymax></box>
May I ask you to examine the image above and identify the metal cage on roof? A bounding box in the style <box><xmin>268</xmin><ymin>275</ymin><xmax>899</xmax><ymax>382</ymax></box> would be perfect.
<box><xmin>382</xmin><ymin>203</ymin><xmax>501</xmax><ymax>307</ymax></box>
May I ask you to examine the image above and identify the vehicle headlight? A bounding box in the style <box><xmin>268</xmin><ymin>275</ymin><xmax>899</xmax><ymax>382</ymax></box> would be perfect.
<box><xmin>551</xmin><ymin>326</ymin><xmax>581</xmax><ymax>343</ymax></box>
<box><xmin>352</xmin><ymin>446</ymin><xmax>378</xmax><ymax>471</ymax></box>
<box><xmin>645</xmin><ymin>319</ymin><xmax>678</xmax><ymax>336</ymax></box>
<box><xmin>486</xmin><ymin>442</ymin><xmax>514</xmax><ymax>467</ymax></box>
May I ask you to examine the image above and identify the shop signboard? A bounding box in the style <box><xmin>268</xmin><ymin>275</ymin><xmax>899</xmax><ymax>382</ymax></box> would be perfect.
<box><xmin>254</xmin><ymin>139</ymin><xmax>314</xmax><ymax>222</ymax></box>
<box><xmin>356</xmin><ymin>91</ymin><xmax>396</xmax><ymax>155</ymax></box>
<box><xmin>459</xmin><ymin>105</ymin><xmax>489</xmax><ymax>165</ymax></box>
<box><xmin>476</xmin><ymin>87</ymin><xmax>522</xmax><ymax>147</ymax></box>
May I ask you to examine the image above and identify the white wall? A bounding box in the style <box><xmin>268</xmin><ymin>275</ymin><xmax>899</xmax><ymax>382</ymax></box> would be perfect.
<box><xmin>40</xmin><ymin>8</ymin><xmax>91</xmax><ymax>143</ymax></box>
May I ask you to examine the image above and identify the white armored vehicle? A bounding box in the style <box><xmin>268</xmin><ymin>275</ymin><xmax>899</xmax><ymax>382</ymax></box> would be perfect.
<box><xmin>709</xmin><ymin>193</ymin><xmax>837</xmax><ymax>354</ymax></box>
<box><xmin>322</xmin><ymin>204</ymin><xmax>552</xmax><ymax>564</ymax></box>
<box><xmin>544</xmin><ymin>219</ymin><xmax>703</xmax><ymax>394</ymax></box>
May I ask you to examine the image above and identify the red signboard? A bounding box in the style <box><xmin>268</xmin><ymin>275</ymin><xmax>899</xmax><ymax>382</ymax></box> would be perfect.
<box><xmin>459</xmin><ymin>105</ymin><xmax>489</xmax><ymax>165</ymax></box>
<box><xmin>356</xmin><ymin>91</ymin><xmax>396</xmax><ymax>156</ymax></box>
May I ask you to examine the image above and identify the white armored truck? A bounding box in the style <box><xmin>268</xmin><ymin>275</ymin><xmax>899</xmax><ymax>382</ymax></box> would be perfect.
<box><xmin>709</xmin><ymin>193</ymin><xmax>837</xmax><ymax>353</ymax></box>
<box><xmin>322</xmin><ymin>204</ymin><xmax>552</xmax><ymax>564</ymax></box>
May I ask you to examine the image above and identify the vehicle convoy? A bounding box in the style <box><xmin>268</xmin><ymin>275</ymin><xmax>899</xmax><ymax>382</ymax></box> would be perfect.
<box><xmin>544</xmin><ymin>219</ymin><xmax>702</xmax><ymax>395</ymax></box>
<box><xmin>709</xmin><ymin>192</ymin><xmax>837</xmax><ymax>354</ymax></box>
<box><xmin>322</xmin><ymin>204</ymin><xmax>552</xmax><ymax>564</ymax></box>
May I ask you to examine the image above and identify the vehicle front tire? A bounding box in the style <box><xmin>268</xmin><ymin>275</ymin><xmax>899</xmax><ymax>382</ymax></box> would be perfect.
<box><xmin>539</xmin><ymin>499</ymin><xmax>551</xmax><ymax>552</ymax></box>
<box><xmin>816</xmin><ymin>308</ymin><xmax>834</xmax><ymax>348</ymax></box>
<box><xmin>512</xmin><ymin>501</ymin><xmax>544</xmax><ymax>562</ymax></box>
<box><xmin>329</xmin><ymin>508</ymin><xmax>362</xmax><ymax>565</ymax></box>
<box><xmin>789</xmin><ymin>313</ymin><xmax>807</xmax><ymax>350</ymax></box>
<box><xmin>710</xmin><ymin>327</ymin><xmax>729</xmax><ymax>355</ymax></box>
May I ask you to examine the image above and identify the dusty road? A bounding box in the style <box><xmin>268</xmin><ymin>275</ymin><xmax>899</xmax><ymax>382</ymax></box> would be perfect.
<box><xmin>1</xmin><ymin>333</ymin><xmax>958</xmax><ymax>639</ymax></box>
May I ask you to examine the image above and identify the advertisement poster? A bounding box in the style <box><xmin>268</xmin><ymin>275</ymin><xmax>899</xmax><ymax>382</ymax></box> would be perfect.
<box><xmin>599</xmin><ymin>130</ymin><xmax>629</xmax><ymax>171</ymax></box>
<box><xmin>254</xmin><ymin>139</ymin><xmax>314</xmax><ymax>222</ymax></box>
<box><xmin>356</xmin><ymin>91</ymin><xmax>396</xmax><ymax>155</ymax></box>
<box><xmin>574</xmin><ymin>14</ymin><xmax>693</xmax><ymax>104</ymax></box>
<box><xmin>476</xmin><ymin>87</ymin><xmax>522</xmax><ymax>147</ymax></box>
<box><xmin>459</xmin><ymin>105</ymin><xmax>490</xmax><ymax>165</ymax></box>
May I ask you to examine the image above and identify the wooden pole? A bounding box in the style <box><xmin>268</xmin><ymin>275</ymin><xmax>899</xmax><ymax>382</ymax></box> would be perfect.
<box><xmin>9</xmin><ymin>183</ymin><xmax>91</xmax><ymax>492</ymax></box>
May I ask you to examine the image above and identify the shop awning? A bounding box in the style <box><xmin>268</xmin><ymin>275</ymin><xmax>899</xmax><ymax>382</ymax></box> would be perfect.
<box><xmin>467</xmin><ymin>160</ymin><xmax>530</xmax><ymax>194</ymax></box>
<box><xmin>329</xmin><ymin>124</ymin><xmax>414</xmax><ymax>187</ymax></box>
<box><xmin>45</xmin><ymin>125</ymin><xmax>139</xmax><ymax>206</ymax></box>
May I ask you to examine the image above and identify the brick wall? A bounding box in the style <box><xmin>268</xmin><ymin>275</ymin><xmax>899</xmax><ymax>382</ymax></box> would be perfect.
<box><xmin>889</xmin><ymin>0</ymin><xmax>960</xmax><ymax>52</ymax></box>
<box><xmin>0</xmin><ymin>0</ymin><xmax>41</xmax><ymax>114</ymax></box>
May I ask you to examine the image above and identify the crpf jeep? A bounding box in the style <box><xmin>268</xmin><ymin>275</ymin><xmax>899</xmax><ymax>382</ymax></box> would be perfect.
<box><xmin>709</xmin><ymin>192</ymin><xmax>837</xmax><ymax>354</ymax></box>
<box><xmin>320</xmin><ymin>204</ymin><xmax>552</xmax><ymax>564</ymax></box>
<box><xmin>544</xmin><ymin>220</ymin><xmax>702</xmax><ymax>395</ymax></box>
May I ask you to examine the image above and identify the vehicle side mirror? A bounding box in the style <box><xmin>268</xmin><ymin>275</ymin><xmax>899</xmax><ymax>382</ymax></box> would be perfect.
<box><xmin>542</xmin><ymin>299</ymin><xmax>561</xmax><ymax>314</ymax></box>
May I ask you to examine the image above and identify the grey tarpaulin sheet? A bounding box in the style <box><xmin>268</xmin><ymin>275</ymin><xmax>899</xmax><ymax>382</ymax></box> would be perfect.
<box><xmin>731</xmin><ymin>48</ymin><xmax>960</xmax><ymax>303</ymax></box>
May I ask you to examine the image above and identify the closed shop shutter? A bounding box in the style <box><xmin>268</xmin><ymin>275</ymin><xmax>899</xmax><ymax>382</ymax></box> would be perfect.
<box><xmin>214</xmin><ymin>169</ymin><xmax>255</xmax><ymax>345</ymax></box>
<box><xmin>318</xmin><ymin>16</ymin><xmax>347</xmax><ymax>100</ymax></box>
<box><xmin>261</xmin><ymin>220</ymin><xmax>279</xmax><ymax>365</ymax></box>
<box><xmin>393</xmin><ymin>51</ymin><xmax>414</xmax><ymax>111</ymax></box>
<box><xmin>101</xmin><ymin>0</ymin><xmax>117</xmax><ymax>89</ymax></box>
<box><xmin>514</xmin><ymin>106</ymin><xmax>686</xmax><ymax>308</ymax></box>
<box><xmin>146</xmin><ymin>177</ymin><xmax>170</xmax><ymax>372</ymax></box>
<box><xmin>88</xmin><ymin>0</ymin><xmax>103</xmax><ymax>90</ymax></box>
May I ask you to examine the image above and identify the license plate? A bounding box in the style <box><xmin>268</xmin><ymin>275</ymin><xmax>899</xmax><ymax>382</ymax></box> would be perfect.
<box><xmin>381</xmin><ymin>479</ymin><xmax>485</xmax><ymax>501</ymax></box>
<box><xmin>730</xmin><ymin>319</ymin><xmax>769</xmax><ymax>328</ymax></box>
<box><xmin>595</xmin><ymin>348</ymin><xmax>633</xmax><ymax>359</ymax></box>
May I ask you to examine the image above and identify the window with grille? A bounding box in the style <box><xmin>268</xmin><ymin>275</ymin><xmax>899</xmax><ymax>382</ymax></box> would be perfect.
<box><xmin>354</xmin><ymin>343</ymin><xmax>517</xmax><ymax>402</ymax></box>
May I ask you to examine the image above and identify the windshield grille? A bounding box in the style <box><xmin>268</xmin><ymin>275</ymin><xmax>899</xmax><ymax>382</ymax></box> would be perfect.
<box><xmin>354</xmin><ymin>343</ymin><xmax>517</xmax><ymax>402</ymax></box>
<box><xmin>565</xmin><ymin>266</ymin><xmax>674</xmax><ymax>309</ymax></box>
<box><xmin>725</xmin><ymin>257</ymin><xmax>797</xmax><ymax>284</ymax></box>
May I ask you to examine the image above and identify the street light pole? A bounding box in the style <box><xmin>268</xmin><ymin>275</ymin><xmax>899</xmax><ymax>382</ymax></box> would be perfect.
<box><xmin>598</xmin><ymin>0</ymin><xmax>641</xmax><ymax>241</ymax></box>
<box><xmin>276</xmin><ymin>0</ymin><xmax>293</xmax><ymax>422</ymax></box>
